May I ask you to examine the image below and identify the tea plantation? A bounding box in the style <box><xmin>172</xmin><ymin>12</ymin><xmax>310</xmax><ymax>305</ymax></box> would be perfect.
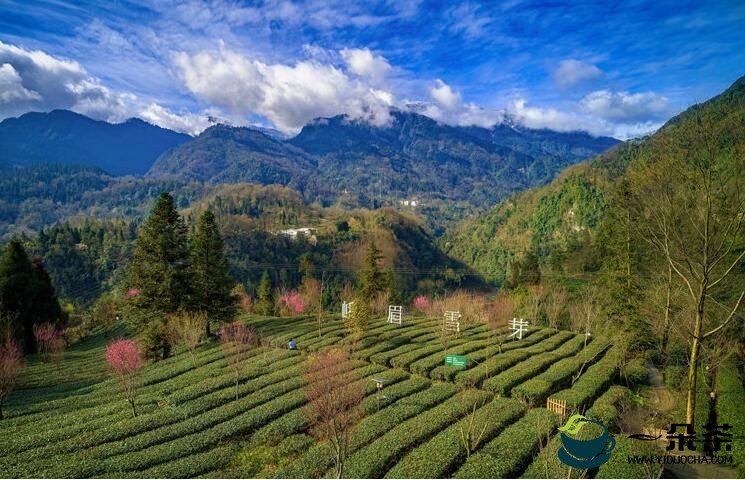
<box><xmin>1</xmin><ymin>314</ymin><xmax>639</xmax><ymax>478</ymax></box>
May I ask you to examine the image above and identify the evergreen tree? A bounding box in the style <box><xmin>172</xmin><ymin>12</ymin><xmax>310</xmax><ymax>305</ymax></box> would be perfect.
<box><xmin>0</xmin><ymin>239</ymin><xmax>34</xmax><ymax>352</ymax></box>
<box><xmin>125</xmin><ymin>192</ymin><xmax>190</xmax><ymax>332</ymax></box>
<box><xmin>519</xmin><ymin>251</ymin><xmax>542</xmax><ymax>286</ymax></box>
<box><xmin>0</xmin><ymin>241</ymin><xmax>64</xmax><ymax>354</ymax></box>
<box><xmin>256</xmin><ymin>270</ymin><xmax>275</xmax><ymax>316</ymax></box>
<box><xmin>358</xmin><ymin>240</ymin><xmax>384</xmax><ymax>300</ymax></box>
<box><xmin>190</xmin><ymin>210</ymin><xmax>236</xmax><ymax>335</ymax></box>
<box><xmin>29</xmin><ymin>257</ymin><xmax>66</xmax><ymax>331</ymax></box>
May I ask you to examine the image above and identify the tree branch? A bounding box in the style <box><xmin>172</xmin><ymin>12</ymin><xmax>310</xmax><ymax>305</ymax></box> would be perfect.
<box><xmin>703</xmin><ymin>291</ymin><xmax>745</xmax><ymax>339</ymax></box>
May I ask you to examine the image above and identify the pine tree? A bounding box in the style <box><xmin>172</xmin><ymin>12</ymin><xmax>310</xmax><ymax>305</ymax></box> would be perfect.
<box><xmin>190</xmin><ymin>210</ymin><xmax>236</xmax><ymax>335</ymax></box>
<box><xmin>359</xmin><ymin>240</ymin><xmax>383</xmax><ymax>300</ymax></box>
<box><xmin>0</xmin><ymin>239</ymin><xmax>34</xmax><ymax>353</ymax></box>
<box><xmin>126</xmin><ymin>193</ymin><xmax>190</xmax><ymax>332</ymax></box>
<box><xmin>29</xmin><ymin>258</ymin><xmax>66</xmax><ymax>331</ymax></box>
<box><xmin>256</xmin><ymin>271</ymin><xmax>275</xmax><ymax>316</ymax></box>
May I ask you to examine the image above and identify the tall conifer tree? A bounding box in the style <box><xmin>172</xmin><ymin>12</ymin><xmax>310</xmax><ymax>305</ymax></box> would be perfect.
<box><xmin>190</xmin><ymin>210</ymin><xmax>235</xmax><ymax>334</ymax></box>
<box><xmin>126</xmin><ymin>192</ymin><xmax>190</xmax><ymax>331</ymax></box>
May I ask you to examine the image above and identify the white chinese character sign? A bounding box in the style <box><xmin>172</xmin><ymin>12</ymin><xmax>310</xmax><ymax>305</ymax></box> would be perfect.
<box><xmin>388</xmin><ymin>305</ymin><xmax>403</xmax><ymax>325</ymax></box>
<box><xmin>509</xmin><ymin>317</ymin><xmax>529</xmax><ymax>340</ymax></box>
<box><xmin>342</xmin><ymin>301</ymin><xmax>354</xmax><ymax>319</ymax></box>
<box><xmin>444</xmin><ymin>311</ymin><xmax>462</xmax><ymax>334</ymax></box>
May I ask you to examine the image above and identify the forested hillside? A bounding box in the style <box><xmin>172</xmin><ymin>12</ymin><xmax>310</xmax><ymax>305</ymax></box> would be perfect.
<box><xmin>0</xmin><ymin>110</ymin><xmax>190</xmax><ymax>175</ymax></box>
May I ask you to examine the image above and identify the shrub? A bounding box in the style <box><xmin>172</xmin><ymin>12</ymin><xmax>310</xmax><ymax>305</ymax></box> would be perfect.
<box><xmin>623</xmin><ymin>357</ymin><xmax>649</xmax><ymax>387</ymax></box>
<box><xmin>0</xmin><ymin>335</ymin><xmax>23</xmax><ymax>420</ymax></box>
<box><xmin>511</xmin><ymin>339</ymin><xmax>609</xmax><ymax>405</ymax></box>
<box><xmin>481</xmin><ymin>334</ymin><xmax>585</xmax><ymax>395</ymax></box>
<box><xmin>552</xmin><ymin>346</ymin><xmax>624</xmax><ymax>411</ymax></box>
<box><xmin>454</xmin><ymin>408</ymin><xmax>560</xmax><ymax>478</ymax></box>
<box><xmin>595</xmin><ymin>437</ymin><xmax>661</xmax><ymax>478</ymax></box>
<box><xmin>343</xmin><ymin>389</ymin><xmax>491</xmax><ymax>478</ymax></box>
<box><xmin>586</xmin><ymin>385</ymin><xmax>628</xmax><ymax>429</ymax></box>
<box><xmin>274</xmin><ymin>383</ymin><xmax>458</xmax><ymax>479</ymax></box>
<box><xmin>716</xmin><ymin>364</ymin><xmax>745</xmax><ymax>477</ymax></box>
<box><xmin>386</xmin><ymin>397</ymin><xmax>525</xmax><ymax>478</ymax></box>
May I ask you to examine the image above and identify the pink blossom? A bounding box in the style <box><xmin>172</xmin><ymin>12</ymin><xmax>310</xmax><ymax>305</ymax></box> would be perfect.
<box><xmin>32</xmin><ymin>323</ymin><xmax>59</xmax><ymax>344</ymax></box>
<box><xmin>413</xmin><ymin>295</ymin><xmax>430</xmax><ymax>311</ymax></box>
<box><xmin>126</xmin><ymin>288</ymin><xmax>142</xmax><ymax>298</ymax></box>
<box><xmin>105</xmin><ymin>340</ymin><xmax>143</xmax><ymax>376</ymax></box>
<box><xmin>281</xmin><ymin>291</ymin><xmax>305</xmax><ymax>314</ymax></box>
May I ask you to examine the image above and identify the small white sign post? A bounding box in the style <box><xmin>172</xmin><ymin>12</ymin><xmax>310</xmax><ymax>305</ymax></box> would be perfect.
<box><xmin>509</xmin><ymin>317</ymin><xmax>529</xmax><ymax>340</ymax></box>
<box><xmin>444</xmin><ymin>311</ymin><xmax>462</xmax><ymax>334</ymax></box>
<box><xmin>342</xmin><ymin>301</ymin><xmax>354</xmax><ymax>319</ymax></box>
<box><xmin>388</xmin><ymin>305</ymin><xmax>403</xmax><ymax>325</ymax></box>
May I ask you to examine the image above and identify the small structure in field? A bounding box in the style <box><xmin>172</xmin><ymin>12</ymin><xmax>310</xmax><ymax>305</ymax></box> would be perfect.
<box><xmin>342</xmin><ymin>301</ymin><xmax>354</xmax><ymax>319</ymax></box>
<box><xmin>509</xmin><ymin>318</ymin><xmax>529</xmax><ymax>340</ymax></box>
<box><xmin>388</xmin><ymin>305</ymin><xmax>403</xmax><ymax>325</ymax></box>
<box><xmin>444</xmin><ymin>311</ymin><xmax>462</xmax><ymax>334</ymax></box>
<box><xmin>546</xmin><ymin>397</ymin><xmax>567</xmax><ymax>417</ymax></box>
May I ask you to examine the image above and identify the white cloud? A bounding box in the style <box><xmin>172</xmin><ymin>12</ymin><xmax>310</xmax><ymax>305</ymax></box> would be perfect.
<box><xmin>138</xmin><ymin>103</ymin><xmax>214</xmax><ymax>136</ymax></box>
<box><xmin>341</xmin><ymin>48</ymin><xmax>391</xmax><ymax>84</ymax></box>
<box><xmin>0</xmin><ymin>63</ymin><xmax>41</xmax><ymax>103</ymax></box>
<box><xmin>431</xmin><ymin>79</ymin><xmax>461</xmax><ymax>109</ymax></box>
<box><xmin>580</xmin><ymin>89</ymin><xmax>669</xmax><ymax>122</ymax></box>
<box><xmin>553</xmin><ymin>59</ymin><xmax>604</xmax><ymax>89</ymax></box>
<box><xmin>174</xmin><ymin>47</ymin><xmax>396</xmax><ymax>133</ymax></box>
<box><xmin>0</xmin><ymin>41</ymin><xmax>135</xmax><ymax>122</ymax></box>
<box><xmin>508</xmin><ymin>98</ymin><xmax>663</xmax><ymax>139</ymax></box>
<box><xmin>422</xmin><ymin>79</ymin><xmax>500</xmax><ymax>128</ymax></box>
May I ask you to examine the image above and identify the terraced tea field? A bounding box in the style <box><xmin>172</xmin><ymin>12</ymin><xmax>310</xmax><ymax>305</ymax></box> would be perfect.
<box><xmin>0</xmin><ymin>314</ymin><xmax>639</xmax><ymax>478</ymax></box>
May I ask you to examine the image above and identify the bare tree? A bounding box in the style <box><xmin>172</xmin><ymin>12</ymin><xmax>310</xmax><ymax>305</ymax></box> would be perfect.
<box><xmin>459</xmin><ymin>401</ymin><xmax>488</xmax><ymax>459</ymax></box>
<box><xmin>167</xmin><ymin>312</ymin><xmax>206</xmax><ymax>366</ymax></box>
<box><xmin>219</xmin><ymin>322</ymin><xmax>257</xmax><ymax>401</ymax></box>
<box><xmin>571</xmin><ymin>287</ymin><xmax>601</xmax><ymax>345</ymax></box>
<box><xmin>0</xmin><ymin>334</ymin><xmax>23</xmax><ymax>420</ymax></box>
<box><xmin>629</xmin><ymin>106</ymin><xmax>745</xmax><ymax>426</ymax></box>
<box><xmin>543</xmin><ymin>287</ymin><xmax>568</xmax><ymax>331</ymax></box>
<box><xmin>305</xmin><ymin>349</ymin><xmax>365</xmax><ymax>479</ymax></box>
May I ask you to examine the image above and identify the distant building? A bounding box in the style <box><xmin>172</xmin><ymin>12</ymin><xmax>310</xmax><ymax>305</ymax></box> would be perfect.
<box><xmin>399</xmin><ymin>199</ymin><xmax>419</xmax><ymax>207</ymax></box>
<box><xmin>278</xmin><ymin>227</ymin><xmax>315</xmax><ymax>239</ymax></box>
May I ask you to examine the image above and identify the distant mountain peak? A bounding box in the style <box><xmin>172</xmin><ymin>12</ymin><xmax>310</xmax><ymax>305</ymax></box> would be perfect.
<box><xmin>0</xmin><ymin>109</ymin><xmax>190</xmax><ymax>175</ymax></box>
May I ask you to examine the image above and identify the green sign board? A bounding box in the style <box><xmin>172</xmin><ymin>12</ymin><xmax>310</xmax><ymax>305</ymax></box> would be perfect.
<box><xmin>445</xmin><ymin>354</ymin><xmax>467</xmax><ymax>368</ymax></box>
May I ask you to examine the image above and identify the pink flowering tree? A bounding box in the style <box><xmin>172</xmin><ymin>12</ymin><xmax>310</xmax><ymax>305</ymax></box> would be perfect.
<box><xmin>33</xmin><ymin>323</ymin><xmax>61</xmax><ymax>361</ymax></box>
<box><xmin>105</xmin><ymin>340</ymin><xmax>143</xmax><ymax>417</ymax></box>
<box><xmin>219</xmin><ymin>323</ymin><xmax>257</xmax><ymax>400</ymax></box>
<box><xmin>0</xmin><ymin>335</ymin><xmax>23</xmax><ymax>420</ymax></box>
<box><xmin>413</xmin><ymin>295</ymin><xmax>430</xmax><ymax>312</ymax></box>
<box><xmin>281</xmin><ymin>291</ymin><xmax>306</xmax><ymax>314</ymax></box>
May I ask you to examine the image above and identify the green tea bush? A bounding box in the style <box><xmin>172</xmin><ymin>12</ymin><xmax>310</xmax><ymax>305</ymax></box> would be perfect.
<box><xmin>585</xmin><ymin>385</ymin><xmax>628</xmax><ymax>429</ymax></box>
<box><xmin>623</xmin><ymin>357</ymin><xmax>649</xmax><ymax>388</ymax></box>
<box><xmin>552</xmin><ymin>346</ymin><xmax>624</xmax><ymax>411</ymax></box>
<box><xmin>385</xmin><ymin>397</ymin><xmax>525</xmax><ymax>478</ymax></box>
<box><xmin>482</xmin><ymin>335</ymin><xmax>585</xmax><ymax>396</ymax></box>
<box><xmin>454</xmin><ymin>408</ymin><xmax>560</xmax><ymax>478</ymax></box>
<box><xmin>429</xmin><ymin>329</ymin><xmax>554</xmax><ymax>381</ymax></box>
<box><xmin>343</xmin><ymin>389</ymin><xmax>491</xmax><ymax>478</ymax></box>
<box><xmin>511</xmin><ymin>339</ymin><xmax>608</xmax><ymax>405</ymax></box>
<box><xmin>274</xmin><ymin>383</ymin><xmax>458</xmax><ymax>478</ymax></box>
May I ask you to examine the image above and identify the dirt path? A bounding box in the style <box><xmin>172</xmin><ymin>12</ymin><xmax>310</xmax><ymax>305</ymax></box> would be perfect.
<box><xmin>644</xmin><ymin>362</ymin><xmax>738</xmax><ymax>479</ymax></box>
<box><xmin>646</xmin><ymin>361</ymin><xmax>675</xmax><ymax>412</ymax></box>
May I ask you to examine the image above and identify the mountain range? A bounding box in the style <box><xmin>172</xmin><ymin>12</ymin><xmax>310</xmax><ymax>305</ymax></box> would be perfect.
<box><xmin>0</xmin><ymin>110</ymin><xmax>191</xmax><ymax>175</ymax></box>
<box><xmin>0</xmin><ymin>108</ymin><xmax>618</xmax><ymax>210</ymax></box>
<box><xmin>150</xmin><ymin>111</ymin><xmax>619</xmax><ymax>211</ymax></box>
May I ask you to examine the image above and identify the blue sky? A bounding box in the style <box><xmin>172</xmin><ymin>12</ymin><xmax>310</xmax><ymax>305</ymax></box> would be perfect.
<box><xmin>0</xmin><ymin>0</ymin><xmax>743</xmax><ymax>138</ymax></box>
